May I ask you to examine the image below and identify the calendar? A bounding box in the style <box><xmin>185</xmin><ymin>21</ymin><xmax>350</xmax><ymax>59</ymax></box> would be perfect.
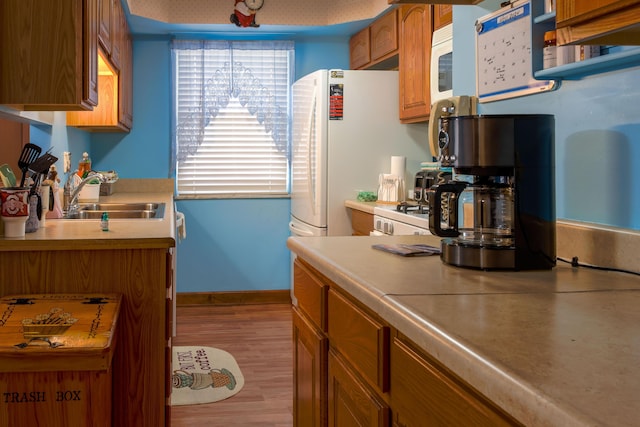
<box><xmin>475</xmin><ymin>0</ymin><xmax>555</xmax><ymax>103</ymax></box>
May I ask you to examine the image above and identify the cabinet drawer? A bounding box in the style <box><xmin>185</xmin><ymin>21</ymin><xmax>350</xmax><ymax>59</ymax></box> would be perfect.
<box><xmin>294</xmin><ymin>259</ymin><xmax>328</xmax><ymax>332</ymax></box>
<box><xmin>328</xmin><ymin>289</ymin><xmax>389</xmax><ymax>392</ymax></box>
<box><xmin>390</xmin><ymin>336</ymin><xmax>520</xmax><ymax>427</ymax></box>
<box><xmin>328</xmin><ymin>349</ymin><xmax>389</xmax><ymax>427</ymax></box>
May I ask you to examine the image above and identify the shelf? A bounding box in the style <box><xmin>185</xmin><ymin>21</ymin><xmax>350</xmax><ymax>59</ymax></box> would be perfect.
<box><xmin>533</xmin><ymin>11</ymin><xmax>555</xmax><ymax>24</ymax></box>
<box><xmin>534</xmin><ymin>46</ymin><xmax>640</xmax><ymax>80</ymax></box>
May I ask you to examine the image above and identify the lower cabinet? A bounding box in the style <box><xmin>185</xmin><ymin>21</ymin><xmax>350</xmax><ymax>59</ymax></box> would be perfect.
<box><xmin>390</xmin><ymin>336</ymin><xmax>520</xmax><ymax>427</ymax></box>
<box><xmin>292</xmin><ymin>258</ymin><xmax>522</xmax><ymax>427</ymax></box>
<box><xmin>293</xmin><ymin>306</ymin><xmax>328</xmax><ymax>427</ymax></box>
<box><xmin>0</xmin><ymin>247</ymin><xmax>173</xmax><ymax>427</ymax></box>
<box><xmin>328</xmin><ymin>349</ymin><xmax>390</xmax><ymax>427</ymax></box>
<box><xmin>350</xmin><ymin>209</ymin><xmax>374</xmax><ymax>236</ymax></box>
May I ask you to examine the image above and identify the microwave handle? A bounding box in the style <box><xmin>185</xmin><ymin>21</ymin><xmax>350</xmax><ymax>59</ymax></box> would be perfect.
<box><xmin>427</xmin><ymin>96</ymin><xmax>478</xmax><ymax>160</ymax></box>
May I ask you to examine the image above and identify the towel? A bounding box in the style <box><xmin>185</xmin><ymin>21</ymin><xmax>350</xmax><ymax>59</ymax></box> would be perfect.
<box><xmin>176</xmin><ymin>211</ymin><xmax>186</xmax><ymax>241</ymax></box>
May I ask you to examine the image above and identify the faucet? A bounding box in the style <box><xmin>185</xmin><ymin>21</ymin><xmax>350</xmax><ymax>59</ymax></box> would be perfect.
<box><xmin>64</xmin><ymin>171</ymin><xmax>107</xmax><ymax>216</ymax></box>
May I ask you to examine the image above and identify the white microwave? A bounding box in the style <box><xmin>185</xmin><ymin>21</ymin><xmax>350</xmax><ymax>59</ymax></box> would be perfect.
<box><xmin>430</xmin><ymin>24</ymin><xmax>453</xmax><ymax>102</ymax></box>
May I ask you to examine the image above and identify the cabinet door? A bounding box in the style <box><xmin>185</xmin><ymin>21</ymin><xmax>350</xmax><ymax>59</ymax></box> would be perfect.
<box><xmin>556</xmin><ymin>0</ymin><xmax>640</xmax><ymax>45</ymax></box>
<box><xmin>351</xmin><ymin>210</ymin><xmax>374</xmax><ymax>236</ymax></box>
<box><xmin>0</xmin><ymin>0</ymin><xmax>98</xmax><ymax>110</ymax></box>
<box><xmin>390</xmin><ymin>336</ymin><xmax>521</xmax><ymax>427</ymax></box>
<box><xmin>350</xmin><ymin>27</ymin><xmax>371</xmax><ymax>70</ymax></box>
<box><xmin>328</xmin><ymin>349</ymin><xmax>389</xmax><ymax>427</ymax></box>
<box><xmin>110</xmin><ymin>0</ymin><xmax>123</xmax><ymax>72</ymax></box>
<box><xmin>399</xmin><ymin>4</ymin><xmax>432</xmax><ymax>123</ymax></box>
<box><xmin>370</xmin><ymin>9</ymin><xmax>398</xmax><ymax>62</ymax></box>
<box><xmin>293</xmin><ymin>306</ymin><xmax>328</xmax><ymax>427</ymax></box>
<box><xmin>98</xmin><ymin>0</ymin><xmax>113</xmax><ymax>55</ymax></box>
<box><xmin>434</xmin><ymin>4</ymin><xmax>453</xmax><ymax>30</ymax></box>
<box><xmin>328</xmin><ymin>289</ymin><xmax>389</xmax><ymax>393</ymax></box>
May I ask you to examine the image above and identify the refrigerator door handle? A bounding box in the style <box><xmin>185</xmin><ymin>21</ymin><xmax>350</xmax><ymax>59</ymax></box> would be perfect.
<box><xmin>289</xmin><ymin>221</ymin><xmax>316</xmax><ymax>237</ymax></box>
<box><xmin>305</xmin><ymin>84</ymin><xmax>318</xmax><ymax>216</ymax></box>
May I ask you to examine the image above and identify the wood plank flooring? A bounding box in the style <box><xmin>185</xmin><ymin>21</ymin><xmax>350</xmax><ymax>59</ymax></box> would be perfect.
<box><xmin>170</xmin><ymin>303</ymin><xmax>293</xmax><ymax>426</ymax></box>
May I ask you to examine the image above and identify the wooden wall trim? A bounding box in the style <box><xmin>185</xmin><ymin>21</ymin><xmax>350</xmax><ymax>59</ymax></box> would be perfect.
<box><xmin>177</xmin><ymin>290</ymin><xmax>292</xmax><ymax>306</ymax></box>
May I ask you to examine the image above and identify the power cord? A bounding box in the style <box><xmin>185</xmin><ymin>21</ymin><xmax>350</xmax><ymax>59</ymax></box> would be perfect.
<box><xmin>557</xmin><ymin>256</ymin><xmax>640</xmax><ymax>277</ymax></box>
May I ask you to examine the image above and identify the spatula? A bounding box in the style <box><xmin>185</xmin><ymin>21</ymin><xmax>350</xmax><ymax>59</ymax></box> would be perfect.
<box><xmin>17</xmin><ymin>143</ymin><xmax>42</xmax><ymax>187</ymax></box>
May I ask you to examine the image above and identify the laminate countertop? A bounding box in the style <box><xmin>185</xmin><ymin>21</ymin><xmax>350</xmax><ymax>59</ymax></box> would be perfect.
<box><xmin>287</xmin><ymin>234</ymin><xmax>640</xmax><ymax>427</ymax></box>
<box><xmin>0</xmin><ymin>179</ymin><xmax>176</xmax><ymax>251</ymax></box>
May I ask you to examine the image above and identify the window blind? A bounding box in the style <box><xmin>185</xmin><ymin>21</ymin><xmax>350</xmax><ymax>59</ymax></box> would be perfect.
<box><xmin>172</xmin><ymin>40</ymin><xmax>294</xmax><ymax>197</ymax></box>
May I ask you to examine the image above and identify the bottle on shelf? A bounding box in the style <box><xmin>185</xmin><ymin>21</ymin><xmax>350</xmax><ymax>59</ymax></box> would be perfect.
<box><xmin>543</xmin><ymin>30</ymin><xmax>557</xmax><ymax>69</ymax></box>
<box><xmin>77</xmin><ymin>152</ymin><xmax>92</xmax><ymax>178</ymax></box>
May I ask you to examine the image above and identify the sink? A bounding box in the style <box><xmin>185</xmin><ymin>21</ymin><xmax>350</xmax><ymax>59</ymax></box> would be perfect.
<box><xmin>65</xmin><ymin>202</ymin><xmax>165</xmax><ymax>220</ymax></box>
<box><xmin>79</xmin><ymin>203</ymin><xmax>163</xmax><ymax>211</ymax></box>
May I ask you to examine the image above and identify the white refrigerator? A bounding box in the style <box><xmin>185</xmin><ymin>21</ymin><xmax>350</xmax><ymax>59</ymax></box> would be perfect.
<box><xmin>289</xmin><ymin>69</ymin><xmax>429</xmax><ymax>237</ymax></box>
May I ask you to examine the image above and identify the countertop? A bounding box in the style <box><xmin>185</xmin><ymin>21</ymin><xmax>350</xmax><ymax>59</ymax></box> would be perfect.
<box><xmin>0</xmin><ymin>179</ymin><xmax>176</xmax><ymax>251</ymax></box>
<box><xmin>287</xmin><ymin>234</ymin><xmax>640</xmax><ymax>427</ymax></box>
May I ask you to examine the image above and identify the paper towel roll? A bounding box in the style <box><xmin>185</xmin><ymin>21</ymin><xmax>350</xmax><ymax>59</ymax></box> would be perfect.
<box><xmin>390</xmin><ymin>156</ymin><xmax>406</xmax><ymax>179</ymax></box>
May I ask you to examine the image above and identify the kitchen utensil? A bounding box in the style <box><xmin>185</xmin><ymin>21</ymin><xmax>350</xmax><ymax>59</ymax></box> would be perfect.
<box><xmin>28</xmin><ymin>152</ymin><xmax>58</xmax><ymax>175</ymax></box>
<box><xmin>0</xmin><ymin>164</ymin><xmax>17</xmax><ymax>187</ymax></box>
<box><xmin>17</xmin><ymin>143</ymin><xmax>42</xmax><ymax>187</ymax></box>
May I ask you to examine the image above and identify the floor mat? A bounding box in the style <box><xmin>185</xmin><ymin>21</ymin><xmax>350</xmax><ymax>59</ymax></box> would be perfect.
<box><xmin>171</xmin><ymin>346</ymin><xmax>244</xmax><ymax>406</ymax></box>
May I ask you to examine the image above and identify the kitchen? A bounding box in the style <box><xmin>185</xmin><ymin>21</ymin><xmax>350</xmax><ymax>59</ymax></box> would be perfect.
<box><xmin>1</xmin><ymin>0</ymin><xmax>640</xmax><ymax>426</ymax></box>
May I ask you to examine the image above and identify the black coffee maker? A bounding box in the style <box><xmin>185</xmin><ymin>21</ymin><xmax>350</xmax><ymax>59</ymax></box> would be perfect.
<box><xmin>428</xmin><ymin>114</ymin><xmax>555</xmax><ymax>270</ymax></box>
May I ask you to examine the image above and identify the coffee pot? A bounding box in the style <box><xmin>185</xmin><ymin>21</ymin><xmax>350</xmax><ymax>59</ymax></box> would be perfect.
<box><xmin>428</xmin><ymin>114</ymin><xmax>556</xmax><ymax>270</ymax></box>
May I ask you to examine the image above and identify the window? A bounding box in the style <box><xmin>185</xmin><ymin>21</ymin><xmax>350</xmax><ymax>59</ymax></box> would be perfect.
<box><xmin>171</xmin><ymin>40</ymin><xmax>294</xmax><ymax>198</ymax></box>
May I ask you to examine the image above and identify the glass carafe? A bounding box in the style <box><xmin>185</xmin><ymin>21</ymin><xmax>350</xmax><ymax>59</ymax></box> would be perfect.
<box><xmin>458</xmin><ymin>183</ymin><xmax>513</xmax><ymax>247</ymax></box>
<box><xmin>428</xmin><ymin>176</ymin><xmax>514</xmax><ymax>247</ymax></box>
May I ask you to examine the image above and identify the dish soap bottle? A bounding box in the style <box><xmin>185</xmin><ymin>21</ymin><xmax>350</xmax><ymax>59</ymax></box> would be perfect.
<box><xmin>78</xmin><ymin>152</ymin><xmax>92</xmax><ymax>178</ymax></box>
<box><xmin>101</xmin><ymin>212</ymin><xmax>109</xmax><ymax>231</ymax></box>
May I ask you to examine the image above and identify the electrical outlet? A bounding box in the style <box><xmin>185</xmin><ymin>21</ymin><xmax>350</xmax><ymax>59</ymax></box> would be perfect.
<box><xmin>63</xmin><ymin>152</ymin><xmax>71</xmax><ymax>174</ymax></box>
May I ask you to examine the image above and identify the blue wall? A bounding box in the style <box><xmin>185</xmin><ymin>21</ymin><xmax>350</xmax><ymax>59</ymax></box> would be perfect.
<box><xmin>454</xmin><ymin>1</ymin><xmax>640</xmax><ymax>229</ymax></box>
<box><xmin>29</xmin><ymin>1</ymin><xmax>640</xmax><ymax>293</ymax></box>
<box><xmin>87</xmin><ymin>36</ymin><xmax>350</xmax><ymax>293</ymax></box>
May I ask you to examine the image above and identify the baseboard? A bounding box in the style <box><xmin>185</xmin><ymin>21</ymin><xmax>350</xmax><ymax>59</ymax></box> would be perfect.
<box><xmin>176</xmin><ymin>290</ymin><xmax>292</xmax><ymax>306</ymax></box>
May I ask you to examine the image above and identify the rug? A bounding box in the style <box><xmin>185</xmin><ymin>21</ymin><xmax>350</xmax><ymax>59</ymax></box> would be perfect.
<box><xmin>171</xmin><ymin>346</ymin><xmax>245</xmax><ymax>406</ymax></box>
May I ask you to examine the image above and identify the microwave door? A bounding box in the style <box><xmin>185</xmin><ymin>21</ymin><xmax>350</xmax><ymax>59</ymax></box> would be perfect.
<box><xmin>430</xmin><ymin>23</ymin><xmax>453</xmax><ymax>102</ymax></box>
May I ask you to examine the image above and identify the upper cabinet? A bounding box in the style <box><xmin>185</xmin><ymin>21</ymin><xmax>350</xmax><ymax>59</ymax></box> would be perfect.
<box><xmin>67</xmin><ymin>0</ymin><xmax>133</xmax><ymax>132</ymax></box>
<box><xmin>350</xmin><ymin>9</ymin><xmax>399</xmax><ymax>70</ymax></box>
<box><xmin>0</xmin><ymin>0</ymin><xmax>98</xmax><ymax>111</ymax></box>
<box><xmin>434</xmin><ymin>4</ymin><xmax>453</xmax><ymax>30</ymax></box>
<box><xmin>398</xmin><ymin>4</ymin><xmax>433</xmax><ymax>123</ymax></box>
<box><xmin>556</xmin><ymin>0</ymin><xmax>640</xmax><ymax>45</ymax></box>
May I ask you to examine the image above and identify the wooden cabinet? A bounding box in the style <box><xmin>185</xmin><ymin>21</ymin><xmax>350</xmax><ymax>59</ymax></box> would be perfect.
<box><xmin>398</xmin><ymin>4</ymin><xmax>433</xmax><ymax>123</ymax></box>
<box><xmin>0</xmin><ymin>247</ymin><xmax>173</xmax><ymax>426</ymax></box>
<box><xmin>328</xmin><ymin>349</ymin><xmax>390</xmax><ymax>427</ymax></box>
<box><xmin>351</xmin><ymin>209</ymin><xmax>374</xmax><ymax>236</ymax></box>
<box><xmin>350</xmin><ymin>9</ymin><xmax>399</xmax><ymax>70</ymax></box>
<box><xmin>68</xmin><ymin>0</ymin><xmax>133</xmax><ymax>131</ymax></box>
<box><xmin>434</xmin><ymin>4</ymin><xmax>453</xmax><ymax>30</ymax></box>
<box><xmin>350</xmin><ymin>27</ymin><xmax>372</xmax><ymax>70</ymax></box>
<box><xmin>293</xmin><ymin>307</ymin><xmax>328</xmax><ymax>427</ymax></box>
<box><xmin>390</xmin><ymin>335</ymin><xmax>520</xmax><ymax>426</ymax></box>
<box><xmin>293</xmin><ymin>257</ymin><xmax>521</xmax><ymax>427</ymax></box>
<box><xmin>293</xmin><ymin>260</ymin><xmax>329</xmax><ymax>427</ymax></box>
<box><xmin>328</xmin><ymin>289</ymin><xmax>389</xmax><ymax>393</ymax></box>
<box><xmin>556</xmin><ymin>0</ymin><xmax>640</xmax><ymax>45</ymax></box>
<box><xmin>0</xmin><ymin>0</ymin><xmax>98</xmax><ymax>111</ymax></box>
<box><xmin>99</xmin><ymin>0</ymin><xmax>114</xmax><ymax>56</ymax></box>
<box><xmin>370</xmin><ymin>10</ymin><xmax>400</xmax><ymax>65</ymax></box>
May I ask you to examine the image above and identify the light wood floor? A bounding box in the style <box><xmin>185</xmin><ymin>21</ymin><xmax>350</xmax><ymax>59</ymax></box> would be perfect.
<box><xmin>170</xmin><ymin>303</ymin><xmax>293</xmax><ymax>427</ymax></box>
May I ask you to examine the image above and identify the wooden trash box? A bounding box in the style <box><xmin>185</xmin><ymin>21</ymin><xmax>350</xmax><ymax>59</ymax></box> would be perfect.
<box><xmin>0</xmin><ymin>294</ymin><xmax>121</xmax><ymax>427</ymax></box>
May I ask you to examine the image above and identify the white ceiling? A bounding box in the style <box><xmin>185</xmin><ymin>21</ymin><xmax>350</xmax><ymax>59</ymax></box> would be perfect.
<box><xmin>125</xmin><ymin>0</ymin><xmax>392</xmax><ymax>36</ymax></box>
